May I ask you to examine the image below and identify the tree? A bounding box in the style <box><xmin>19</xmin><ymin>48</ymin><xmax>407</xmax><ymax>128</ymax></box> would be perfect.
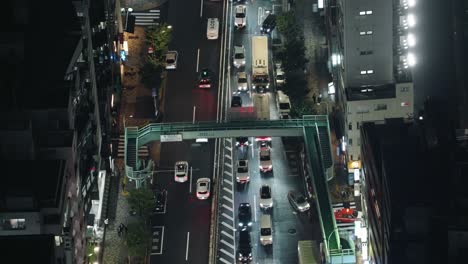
<box><xmin>290</xmin><ymin>99</ymin><xmax>316</xmax><ymax>118</ymax></box>
<box><xmin>140</xmin><ymin>59</ymin><xmax>163</xmax><ymax>88</ymax></box>
<box><xmin>277</xmin><ymin>11</ymin><xmax>300</xmax><ymax>40</ymax></box>
<box><xmin>145</xmin><ymin>23</ymin><xmax>173</xmax><ymax>64</ymax></box>
<box><xmin>126</xmin><ymin>221</ymin><xmax>150</xmax><ymax>258</ymax></box>
<box><xmin>127</xmin><ymin>187</ymin><xmax>155</xmax><ymax>220</ymax></box>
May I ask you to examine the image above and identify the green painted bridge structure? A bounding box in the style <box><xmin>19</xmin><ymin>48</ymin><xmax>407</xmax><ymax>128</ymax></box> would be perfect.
<box><xmin>124</xmin><ymin>116</ymin><xmax>353</xmax><ymax>257</ymax></box>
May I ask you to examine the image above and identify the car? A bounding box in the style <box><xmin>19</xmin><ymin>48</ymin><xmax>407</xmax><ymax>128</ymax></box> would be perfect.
<box><xmin>334</xmin><ymin>208</ymin><xmax>358</xmax><ymax>223</ymax></box>
<box><xmin>234</xmin><ymin>5</ymin><xmax>247</xmax><ymax>28</ymax></box>
<box><xmin>207</xmin><ymin>18</ymin><xmax>219</xmax><ymax>40</ymax></box>
<box><xmin>165</xmin><ymin>51</ymin><xmax>178</xmax><ymax>70</ymax></box>
<box><xmin>233</xmin><ymin>45</ymin><xmax>246</xmax><ymax>68</ymax></box>
<box><xmin>196</xmin><ymin>178</ymin><xmax>211</xmax><ymax>200</ymax></box>
<box><xmin>174</xmin><ymin>161</ymin><xmax>189</xmax><ymax>182</ymax></box>
<box><xmin>236</xmin><ymin>137</ymin><xmax>249</xmax><ymax>148</ymax></box>
<box><xmin>255</xmin><ymin>136</ymin><xmax>272</xmax><ymax>145</ymax></box>
<box><xmin>259</xmin><ymin>144</ymin><xmax>273</xmax><ymax>173</ymax></box>
<box><xmin>287</xmin><ymin>190</ymin><xmax>310</xmax><ymax>212</ymax></box>
<box><xmin>198</xmin><ymin>68</ymin><xmax>212</xmax><ymax>88</ymax></box>
<box><xmin>259</xmin><ymin>215</ymin><xmax>273</xmax><ymax>246</ymax></box>
<box><xmin>153</xmin><ymin>188</ymin><xmax>167</xmax><ymax>213</ymax></box>
<box><xmin>237</xmin><ymin>71</ymin><xmax>248</xmax><ymax>92</ymax></box>
<box><xmin>275</xmin><ymin>63</ymin><xmax>285</xmax><ymax>86</ymax></box>
<box><xmin>259</xmin><ymin>185</ymin><xmax>273</xmax><ymax>209</ymax></box>
<box><xmin>236</xmin><ymin>159</ymin><xmax>250</xmax><ymax>183</ymax></box>
<box><xmin>238</xmin><ymin>203</ymin><xmax>252</xmax><ymax>230</ymax></box>
<box><xmin>237</xmin><ymin>229</ymin><xmax>252</xmax><ymax>263</ymax></box>
<box><xmin>231</xmin><ymin>96</ymin><xmax>242</xmax><ymax>107</ymax></box>
<box><xmin>261</xmin><ymin>14</ymin><xmax>276</xmax><ymax>34</ymax></box>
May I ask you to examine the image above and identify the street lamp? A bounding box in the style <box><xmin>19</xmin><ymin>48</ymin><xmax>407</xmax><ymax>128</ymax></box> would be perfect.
<box><xmin>121</xmin><ymin>7</ymin><xmax>133</xmax><ymax>32</ymax></box>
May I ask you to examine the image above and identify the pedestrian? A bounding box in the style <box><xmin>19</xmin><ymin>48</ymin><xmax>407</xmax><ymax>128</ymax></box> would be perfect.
<box><xmin>124</xmin><ymin>224</ymin><xmax>128</xmax><ymax>234</ymax></box>
<box><xmin>318</xmin><ymin>93</ymin><xmax>322</xmax><ymax>103</ymax></box>
<box><xmin>117</xmin><ymin>226</ymin><xmax>122</xmax><ymax>237</ymax></box>
<box><xmin>312</xmin><ymin>93</ymin><xmax>317</xmax><ymax>103</ymax></box>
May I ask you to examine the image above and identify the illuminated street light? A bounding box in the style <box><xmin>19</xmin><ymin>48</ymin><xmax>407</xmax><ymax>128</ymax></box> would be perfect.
<box><xmin>408</xmin><ymin>0</ymin><xmax>416</xmax><ymax>7</ymax></box>
<box><xmin>407</xmin><ymin>33</ymin><xmax>416</xmax><ymax>47</ymax></box>
<box><xmin>407</xmin><ymin>53</ymin><xmax>416</xmax><ymax>67</ymax></box>
<box><xmin>407</xmin><ymin>13</ymin><xmax>416</xmax><ymax>27</ymax></box>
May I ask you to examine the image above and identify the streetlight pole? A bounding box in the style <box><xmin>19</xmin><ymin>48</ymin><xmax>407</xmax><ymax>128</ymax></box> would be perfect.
<box><xmin>121</xmin><ymin>7</ymin><xmax>133</xmax><ymax>32</ymax></box>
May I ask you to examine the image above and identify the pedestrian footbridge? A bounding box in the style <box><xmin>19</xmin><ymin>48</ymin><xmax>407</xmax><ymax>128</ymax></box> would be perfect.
<box><xmin>124</xmin><ymin>116</ymin><xmax>352</xmax><ymax>256</ymax></box>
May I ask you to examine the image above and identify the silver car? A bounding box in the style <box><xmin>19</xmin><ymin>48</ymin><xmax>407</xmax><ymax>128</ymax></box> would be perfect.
<box><xmin>165</xmin><ymin>51</ymin><xmax>178</xmax><ymax>70</ymax></box>
<box><xmin>236</xmin><ymin>159</ymin><xmax>249</xmax><ymax>183</ymax></box>
<box><xmin>259</xmin><ymin>145</ymin><xmax>272</xmax><ymax>173</ymax></box>
<box><xmin>234</xmin><ymin>5</ymin><xmax>247</xmax><ymax>28</ymax></box>
<box><xmin>287</xmin><ymin>190</ymin><xmax>310</xmax><ymax>212</ymax></box>
<box><xmin>259</xmin><ymin>185</ymin><xmax>273</xmax><ymax>209</ymax></box>
<box><xmin>237</xmin><ymin>71</ymin><xmax>248</xmax><ymax>92</ymax></box>
<box><xmin>233</xmin><ymin>45</ymin><xmax>246</xmax><ymax>68</ymax></box>
<box><xmin>275</xmin><ymin>63</ymin><xmax>285</xmax><ymax>86</ymax></box>
<box><xmin>196</xmin><ymin>178</ymin><xmax>211</xmax><ymax>200</ymax></box>
<box><xmin>174</xmin><ymin>161</ymin><xmax>189</xmax><ymax>183</ymax></box>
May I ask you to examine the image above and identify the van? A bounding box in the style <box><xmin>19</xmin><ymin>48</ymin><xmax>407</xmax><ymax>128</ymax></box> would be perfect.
<box><xmin>261</xmin><ymin>14</ymin><xmax>276</xmax><ymax>34</ymax></box>
<box><xmin>259</xmin><ymin>215</ymin><xmax>273</xmax><ymax>245</ymax></box>
<box><xmin>207</xmin><ymin>18</ymin><xmax>219</xmax><ymax>40</ymax></box>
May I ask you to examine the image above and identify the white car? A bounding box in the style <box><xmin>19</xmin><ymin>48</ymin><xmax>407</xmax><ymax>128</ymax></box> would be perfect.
<box><xmin>165</xmin><ymin>51</ymin><xmax>178</xmax><ymax>70</ymax></box>
<box><xmin>237</xmin><ymin>71</ymin><xmax>248</xmax><ymax>92</ymax></box>
<box><xmin>233</xmin><ymin>45</ymin><xmax>246</xmax><ymax>68</ymax></box>
<box><xmin>174</xmin><ymin>161</ymin><xmax>189</xmax><ymax>183</ymax></box>
<box><xmin>234</xmin><ymin>5</ymin><xmax>247</xmax><ymax>28</ymax></box>
<box><xmin>275</xmin><ymin>63</ymin><xmax>285</xmax><ymax>86</ymax></box>
<box><xmin>196</xmin><ymin>178</ymin><xmax>211</xmax><ymax>200</ymax></box>
<box><xmin>259</xmin><ymin>185</ymin><xmax>273</xmax><ymax>209</ymax></box>
<box><xmin>259</xmin><ymin>145</ymin><xmax>272</xmax><ymax>173</ymax></box>
<box><xmin>236</xmin><ymin>159</ymin><xmax>250</xmax><ymax>183</ymax></box>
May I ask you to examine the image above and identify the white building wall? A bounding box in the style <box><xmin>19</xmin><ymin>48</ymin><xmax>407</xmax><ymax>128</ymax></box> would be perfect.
<box><xmin>347</xmin><ymin>83</ymin><xmax>414</xmax><ymax>160</ymax></box>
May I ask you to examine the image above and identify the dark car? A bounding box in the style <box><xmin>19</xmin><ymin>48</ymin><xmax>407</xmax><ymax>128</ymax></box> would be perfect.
<box><xmin>236</xmin><ymin>137</ymin><xmax>249</xmax><ymax>147</ymax></box>
<box><xmin>237</xmin><ymin>230</ymin><xmax>252</xmax><ymax>263</ymax></box>
<box><xmin>238</xmin><ymin>203</ymin><xmax>252</xmax><ymax>230</ymax></box>
<box><xmin>261</xmin><ymin>14</ymin><xmax>276</xmax><ymax>34</ymax></box>
<box><xmin>153</xmin><ymin>189</ymin><xmax>167</xmax><ymax>213</ymax></box>
<box><xmin>231</xmin><ymin>96</ymin><xmax>242</xmax><ymax>107</ymax></box>
<box><xmin>198</xmin><ymin>68</ymin><xmax>212</xmax><ymax>89</ymax></box>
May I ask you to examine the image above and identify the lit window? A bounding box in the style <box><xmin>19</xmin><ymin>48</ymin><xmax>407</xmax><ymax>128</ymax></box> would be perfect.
<box><xmin>2</xmin><ymin>219</ymin><xmax>26</xmax><ymax>230</ymax></box>
<box><xmin>359</xmin><ymin>11</ymin><xmax>366</xmax><ymax>16</ymax></box>
<box><xmin>360</xmin><ymin>70</ymin><xmax>367</xmax><ymax>75</ymax></box>
<box><xmin>401</xmin><ymin>102</ymin><xmax>410</xmax><ymax>106</ymax></box>
<box><xmin>367</xmin><ymin>70</ymin><xmax>374</xmax><ymax>74</ymax></box>
<box><xmin>366</xmin><ymin>30</ymin><xmax>373</xmax><ymax>35</ymax></box>
<box><xmin>366</xmin><ymin>10</ymin><xmax>373</xmax><ymax>15</ymax></box>
<box><xmin>359</xmin><ymin>31</ymin><xmax>366</xmax><ymax>36</ymax></box>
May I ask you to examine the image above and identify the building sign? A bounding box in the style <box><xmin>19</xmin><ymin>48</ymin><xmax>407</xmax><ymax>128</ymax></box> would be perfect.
<box><xmin>160</xmin><ymin>134</ymin><xmax>183</xmax><ymax>142</ymax></box>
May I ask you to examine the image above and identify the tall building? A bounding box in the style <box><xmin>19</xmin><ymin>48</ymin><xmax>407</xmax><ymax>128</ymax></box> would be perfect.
<box><xmin>360</xmin><ymin>105</ymin><xmax>468</xmax><ymax>263</ymax></box>
<box><xmin>0</xmin><ymin>0</ymin><xmax>120</xmax><ymax>263</ymax></box>
<box><xmin>325</xmin><ymin>0</ymin><xmax>415</xmax><ymax>163</ymax></box>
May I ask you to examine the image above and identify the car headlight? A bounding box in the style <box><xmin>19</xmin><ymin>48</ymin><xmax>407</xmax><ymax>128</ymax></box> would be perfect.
<box><xmin>238</xmin><ymin>223</ymin><xmax>243</xmax><ymax>226</ymax></box>
<box><xmin>248</xmin><ymin>222</ymin><xmax>252</xmax><ymax>226</ymax></box>
<box><xmin>267</xmin><ymin>29</ymin><xmax>271</xmax><ymax>32</ymax></box>
<box><xmin>242</xmin><ymin>60</ymin><xmax>246</xmax><ymax>64</ymax></box>
<box><xmin>259</xmin><ymin>166</ymin><xmax>263</xmax><ymax>169</ymax></box>
<box><xmin>266</xmin><ymin>84</ymin><xmax>270</xmax><ymax>88</ymax></box>
<box><xmin>252</xmin><ymin>85</ymin><xmax>256</xmax><ymax>88</ymax></box>
<box><xmin>236</xmin><ymin>177</ymin><xmax>240</xmax><ymax>180</ymax></box>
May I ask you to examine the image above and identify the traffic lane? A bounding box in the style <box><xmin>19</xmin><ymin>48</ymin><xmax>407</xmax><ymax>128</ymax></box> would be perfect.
<box><xmin>165</xmin><ymin>0</ymin><xmax>204</xmax><ymax>122</ymax></box>
<box><xmin>186</xmin><ymin>141</ymin><xmax>214</xmax><ymax>264</ymax></box>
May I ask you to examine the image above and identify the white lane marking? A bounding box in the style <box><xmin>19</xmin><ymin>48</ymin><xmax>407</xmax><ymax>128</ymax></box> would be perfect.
<box><xmin>222</xmin><ymin>221</ymin><xmax>234</xmax><ymax>230</ymax></box>
<box><xmin>189</xmin><ymin>167</ymin><xmax>193</xmax><ymax>193</ymax></box>
<box><xmin>150</xmin><ymin>226</ymin><xmax>165</xmax><ymax>255</ymax></box>
<box><xmin>225</xmin><ymin>145</ymin><xmax>232</xmax><ymax>151</ymax></box>
<box><xmin>224</xmin><ymin>162</ymin><xmax>232</xmax><ymax>168</ymax></box>
<box><xmin>222</xmin><ymin>212</ymin><xmax>234</xmax><ymax>221</ymax></box>
<box><xmin>258</xmin><ymin>7</ymin><xmax>263</xmax><ymax>26</ymax></box>
<box><xmin>222</xmin><ymin>204</ymin><xmax>233</xmax><ymax>211</ymax></box>
<box><xmin>253</xmin><ymin>194</ymin><xmax>257</xmax><ymax>222</ymax></box>
<box><xmin>219</xmin><ymin>257</ymin><xmax>232</xmax><ymax>264</ymax></box>
<box><xmin>192</xmin><ymin>106</ymin><xmax>196</xmax><ymax>124</ymax></box>
<box><xmin>222</xmin><ymin>195</ymin><xmax>233</xmax><ymax>203</ymax></box>
<box><xmin>185</xmin><ymin>232</ymin><xmax>190</xmax><ymax>260</ymax></box>
<box><xmin>221</xmin><ymin>239</ymin><xmax>235</xmax><ymax>249</ymax></box>
<box><xmin>223</xmin><ymin>179</ymin><xmax>232</xmax><ymax>186</ymax></box>
<box><xmin>221</xmin><ymin>230</ymin><xmax>234</xmax><ymax>240</ymax></box>
<box><xmin>223</xmin><ymin>187</ymin><xmax>233</xmax><ymax>194</ymax></box>
<box><xmin>200</xmin><ymin>0</ymin><xmax>204</xmax><ymax>18</ymax></box>
<box><xmin>225</xmin><ymin>171</ymin><xmax>232</xmax><ymax>176</ymax></box>
<box><xmin>224</xmin><ymin>154</ymin><xmax>231</xmax><ymax>159</ymax></box>
<box><xmin>196</xmin><ymin>48</ymin><xmax>200</xmax><ymax>72</ymax></box>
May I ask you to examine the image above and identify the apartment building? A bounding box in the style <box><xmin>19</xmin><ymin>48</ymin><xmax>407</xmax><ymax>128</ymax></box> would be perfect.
<box><xmin>0</xmin><ymin>0</ymin><xmax>119</xmax><ymax>263</ymax></box>
<box><xmin>326</xmin><ymin>0</ymin><xmax>415</xmax><ymax>164</ymax></box>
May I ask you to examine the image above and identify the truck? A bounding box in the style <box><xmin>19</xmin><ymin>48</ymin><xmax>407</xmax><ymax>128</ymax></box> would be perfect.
<box><xmin>298</xmin><ymin>240</ymin><xmax>322</xmax><ymax>264</ymax></box>
<box><xmin>251</xmin><ymin>36</ymin><xmax>270</xmax><ymax>93</ymax></box>
<box><xmin>253</xmin><ymin>93</ymin><xmax>270</xmax><ymax>120</ymax></box>
<box><xmin>276</xmin><ymin>90</ymin><xmax>291</xmax><ymax>119</ymax></box>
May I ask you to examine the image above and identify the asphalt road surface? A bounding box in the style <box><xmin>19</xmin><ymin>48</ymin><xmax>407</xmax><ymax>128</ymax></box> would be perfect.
<box><xmin>150</xmin><ymin>1</ymin><xmax>224</xmax><ymax>263</ymax></box>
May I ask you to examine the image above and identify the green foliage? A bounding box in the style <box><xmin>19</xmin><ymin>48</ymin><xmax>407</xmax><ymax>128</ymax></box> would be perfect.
<box><xmin>290</xmin><ymin>99</ymin><xmax>316</xmax><ymax>118</ymax></box>
<box><xmin>277</xmin><ymin>11</ymin><xmax>300</xmax><ymax>39</ymax></box>
<box><xmin>282</xmin><ymin>70</ymin><xmax>309</xmax><ymax>100</ymax></box>
<box><xmin>127</xmin><ymin>188</ymin><xmax>155</xmax><ymax>219</ymax></box>
<box><xmin>140</xmin><ymin>59</ymin><xmax>163</xmax><ymax>89</ymax></box>
<box><xmin>126</xmin><ymin>221</ymin><xmax>150</xmax><ymax>257</ymax></box>
<box><xmin>145</xmin><ymin>23</ymin><xmax>173</xmax><ymax>63</ymax></box>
